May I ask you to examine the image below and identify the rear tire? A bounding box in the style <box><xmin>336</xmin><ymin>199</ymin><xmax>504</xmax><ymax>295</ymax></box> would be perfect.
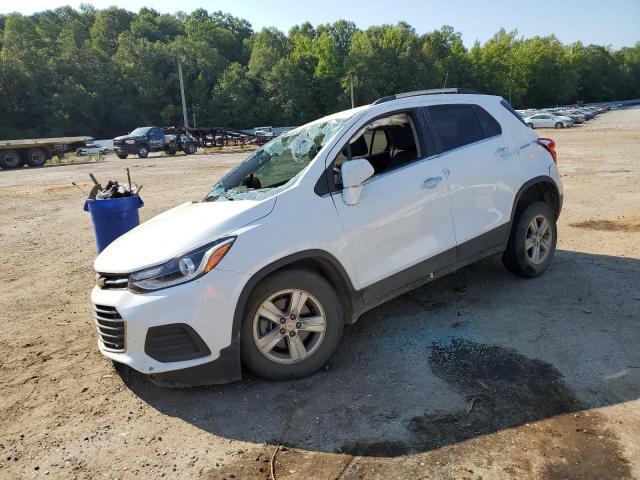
<box><xmin>137</xmin><ymin>145</ymin><xmax>149</xmax><ymax>158</ymax></box>
<box><xmin>184</xmin><ymin>142</ymin><xmax>197</xmax><ymax>155</ymax></box>
<box><xmin>527</xmin><ymin>123</ymin><xmax>534</xmax><ymax>129</ymax></box>
<box><xmin>241</xmin><ymin>268</ymin><xmax>344</xmax><ymax>380</ymax></box>
<box><xmin>555</xmin><ymin>122</ymin><xmax>563</xmax><ymax>129</ymax></box>
<box><xmin>0</xmin><ymin>150</ymin><xmax>23</xmax><ymax>169</ymax></box>
<box><xmin>26</xmin><ymin>148</ymin><xmax>47</xmax><ymax>167</ymax></box>
<box><xmin>502</xmin><ymin>201</ymin><xmax>557</xmax><ymax>278</ymax></box>
<box><xmin>116</xmin><ymin>153</ymin><xmax>128</xmax><ymax>159</ymax></box>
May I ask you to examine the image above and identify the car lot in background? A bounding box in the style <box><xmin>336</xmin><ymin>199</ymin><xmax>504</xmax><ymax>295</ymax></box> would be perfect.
<box><xmin>515</xmin><ymin>102</ymin><xmax>613</xmax><ymax>129</ymax></box>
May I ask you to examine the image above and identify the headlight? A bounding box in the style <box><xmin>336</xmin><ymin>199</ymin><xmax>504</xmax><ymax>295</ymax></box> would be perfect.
<box><xmin>128</xmin><ymin>237</ymin><xmax>235</xmax><ymax>292</ymax></box>
<box><xmin>125</xmin><ymin>139</ymin><xmax>135</xmax><ymax>144</ymax></box>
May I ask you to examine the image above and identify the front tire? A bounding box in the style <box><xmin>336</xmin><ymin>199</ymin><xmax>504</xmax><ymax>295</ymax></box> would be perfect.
<box><xmin>137</xmin><ymin>145</ymin><xmax>149</xmax><ymax>158</ymax></box>
<box><xmin>116</xmin><ymin>153</ymin><xmax>128</xmax><ymax>159</ymax></box>
<box><xmin>555</xmin><ymin>122</ymin><xmax>563</xmax><ymax>129</ymax></box>
<box><xmin>527</xmin><ymin>123</ymin><xmax>534</xmax><ymax>129</ymax></box>
<box><xmin>184</xmin><ymin>142</ymin><xmax>197</xmax><ymax>155</ymax></box>
<box><xmin>502</xmin><ymin>201</ymin><xmax>557</xmax><ymax>278</ymax></box>
<box><xmin>241</xmin><ymin>268</ymin><xmax>344</xmax><ymax>380</ymax></box>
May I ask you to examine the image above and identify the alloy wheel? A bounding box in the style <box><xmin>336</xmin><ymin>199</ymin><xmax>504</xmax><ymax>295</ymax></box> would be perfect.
<box><xmin>252</xmin><ymin>289</ymin><xmax>327</xmax><ymax>364</ymax></box>
<box><xmin>525</xmin><ymin>214</ymin><xmax>553</xmax><ymax>265</ymax></box>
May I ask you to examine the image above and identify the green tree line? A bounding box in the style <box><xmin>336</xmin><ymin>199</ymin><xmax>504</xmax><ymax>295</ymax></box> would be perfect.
<box><xmin>1</xmin><ymin>6</ymin><xmax>639</xmax><ymax>139</ymax></box>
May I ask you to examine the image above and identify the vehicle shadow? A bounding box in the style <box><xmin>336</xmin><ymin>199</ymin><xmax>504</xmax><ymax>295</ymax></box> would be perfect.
<box><xmin>121</xmin><ymin>250</ymin><xmax>640</xmax><ymax>457</ymax></box>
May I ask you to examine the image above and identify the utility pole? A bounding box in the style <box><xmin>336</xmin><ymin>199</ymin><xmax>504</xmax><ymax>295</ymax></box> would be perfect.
<box><xmin>443</xmin><ymin>72</ymin><xmax>448</xmax><ymax>89</ymax></box>
<box><xmin>349</xmin><ymin>74</ymin><xmax>355</xmax><ymax>109</ymax></box>
<box><xmin>192</xmin><ymin>105</ymin><xmax>197</xmax><ymax>128</ymax></box>
<box><xmin>177</xmin><ymin>55</ymin><xmax>189</xmax><ymax>128</ymax></box>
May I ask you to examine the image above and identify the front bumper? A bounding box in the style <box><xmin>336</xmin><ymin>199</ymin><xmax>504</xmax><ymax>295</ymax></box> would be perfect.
<box><xmin>113</xmin><ymin>144</ymin><xmax>138</xmax><ymax>155</ymax></box>
<box><xmin>90</xmin><ymin>268</ymin><xmax>249</xmax><ymax>385</ymax></box>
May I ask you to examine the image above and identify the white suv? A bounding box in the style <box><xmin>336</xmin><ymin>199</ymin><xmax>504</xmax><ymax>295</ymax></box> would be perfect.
<box><xmin>91</xmin><ymin>89</ymin><xmax>563</xmax><ymax>386</ymax></box>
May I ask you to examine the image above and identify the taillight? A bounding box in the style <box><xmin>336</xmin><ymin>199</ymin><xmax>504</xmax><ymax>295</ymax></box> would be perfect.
<box><xmin>538</xmin><ymin>137</ymin><xmax>557</xmax><ymax>162</ymax></box>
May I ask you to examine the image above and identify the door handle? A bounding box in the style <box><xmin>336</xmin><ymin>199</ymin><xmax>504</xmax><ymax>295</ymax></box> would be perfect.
<box><xmin>495</xmin><ymin>147</ymin><xmax>510</xmax><ymax>157</ymax></box>
<box><xmin>422</xmin><ymin>176</ymin><xmax>442</xmax><ymax>189</ymax></box>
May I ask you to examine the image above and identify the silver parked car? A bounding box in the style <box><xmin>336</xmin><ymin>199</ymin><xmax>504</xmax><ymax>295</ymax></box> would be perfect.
<box><xmin>523</xmin><ymin>113</ymin><xmax>574</xmax><ymax>129</ymax></box>
<box><xmin>76</xmin><ymin>141</ymin><xmax>109</xmax><ymax>156</ymax></box>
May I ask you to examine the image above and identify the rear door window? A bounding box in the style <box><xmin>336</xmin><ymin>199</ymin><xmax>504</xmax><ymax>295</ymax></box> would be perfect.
<box><xmin>426</xmin><ymin>104</ymin><xmax>484</xmax><ymax>152</ymax></box>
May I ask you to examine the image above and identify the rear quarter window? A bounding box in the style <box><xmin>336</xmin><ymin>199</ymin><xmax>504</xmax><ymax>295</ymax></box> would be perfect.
<box><xmin>473</xmin><ymin>105</ymin><xmax>502</xmax><ymax>138</ymax></box>
<box><xmin>500</xmin><ymin>99</ymin><xmax>527</xmax><ymax>126</ymax></box>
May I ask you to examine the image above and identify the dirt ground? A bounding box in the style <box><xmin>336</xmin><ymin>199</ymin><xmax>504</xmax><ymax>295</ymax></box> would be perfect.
<box><xmin>1</xmin><ymin>108</ymin><xmax>639</xmax><ymax>480</ymax></box>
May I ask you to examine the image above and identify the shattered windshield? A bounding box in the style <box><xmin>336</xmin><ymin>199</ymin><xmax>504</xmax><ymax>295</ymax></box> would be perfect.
<box><xmin>204</xmin><ymin>117</ymin><xmax>347</xmax><ymax>202</ymax></box>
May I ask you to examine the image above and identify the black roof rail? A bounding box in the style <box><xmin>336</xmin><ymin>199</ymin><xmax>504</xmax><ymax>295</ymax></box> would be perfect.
<box><xmin>373</xmin><ymin>88</ymin><xmax>481</xmax><ymax>105</ymax></box>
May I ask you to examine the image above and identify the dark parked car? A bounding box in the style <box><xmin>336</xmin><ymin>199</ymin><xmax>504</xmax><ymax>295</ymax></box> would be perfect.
<box><xmin>113</xmin><ymin>126</ymin><xmax>197</xmax><ymax>159</ymax></box>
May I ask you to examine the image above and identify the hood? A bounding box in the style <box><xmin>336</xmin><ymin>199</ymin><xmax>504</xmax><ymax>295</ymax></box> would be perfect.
<box><xmin>113</xmin><ymin>134</ymin><xmax>146</xmax><ymax>141</ymax></box>
<box><xmin>94</xmin><ymin>198</ymin><xmax>276</xmax><ymax>273</ymax></box>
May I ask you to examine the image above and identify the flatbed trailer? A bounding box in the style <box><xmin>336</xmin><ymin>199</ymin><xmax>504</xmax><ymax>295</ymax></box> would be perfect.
<box><xmin>0</xmin><ymin>136</ymin><xmax>92</xmax><ymax>169</ymax></box>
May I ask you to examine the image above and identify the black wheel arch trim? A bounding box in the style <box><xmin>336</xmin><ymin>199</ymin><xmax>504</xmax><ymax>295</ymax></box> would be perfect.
<box><xmin>511</xmin><ymin>175</ymin><xmax>562</xmax><ymax>223</ymax></box>
<box><xmin>166</xmin><ymin>250</ymin><xmax>357</xmax><ymax>385</ymax></box>
<box><xmin>231</xmin><ymin>249</ymin><xmax>358</xmax><ymax>337</ymax></box>
<box><xmin>147</xmin><ymin>341</ymin><xmax>239</xmax><ymax>387</ymax></box>
<box><xmin>148</xmin><ymin>250</ymin><xmax>357</xmax><ymax>386</ymax></box>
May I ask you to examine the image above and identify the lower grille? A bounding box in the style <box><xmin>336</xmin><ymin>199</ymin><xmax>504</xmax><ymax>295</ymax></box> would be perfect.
<box><xmin>93</xmin><ymin>304</ymin><xmax>126</xmax><ymax>352</ymax></box>
<box><xmin>144</xmin><ymin>324</ymin><xmax>211</xmax><ymax>362</ymax></box>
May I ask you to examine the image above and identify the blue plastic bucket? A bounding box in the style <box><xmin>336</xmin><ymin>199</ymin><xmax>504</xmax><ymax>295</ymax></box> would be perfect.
<box><xmin>84</xmin><ymin>195</ymin><xmax>144</xmax><ymax>253</ymax></box>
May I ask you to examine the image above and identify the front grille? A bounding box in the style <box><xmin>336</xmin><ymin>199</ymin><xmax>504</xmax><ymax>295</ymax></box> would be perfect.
<box><xmin>96</xmin><ymin>273</ymin><xmax>129</xmax><ymax>290</ymax></box>
<box><xmin>93</xmin><ymin>304</ymin><xmax>126</xmax><ymax>352</ymax></box>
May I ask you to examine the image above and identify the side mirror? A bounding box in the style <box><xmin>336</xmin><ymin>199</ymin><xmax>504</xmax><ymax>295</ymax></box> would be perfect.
<box><xmin>341</xmin><ymin>159</ymin><xmax>375</xmax><ymax>205</ymax></box>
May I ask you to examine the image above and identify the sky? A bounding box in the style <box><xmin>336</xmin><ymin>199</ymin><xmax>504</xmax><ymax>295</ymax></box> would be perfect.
<box><xmin>4</xmin><ymin>0</ymin><xmax>639</xmax><ymax>49</ymax></box>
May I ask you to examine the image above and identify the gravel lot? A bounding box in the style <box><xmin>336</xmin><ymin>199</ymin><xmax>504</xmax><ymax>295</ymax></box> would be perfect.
<box><xmin>1</xmin><ymin>108</ymin><xmax>639</xmax><ymax>479</ymax></box>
